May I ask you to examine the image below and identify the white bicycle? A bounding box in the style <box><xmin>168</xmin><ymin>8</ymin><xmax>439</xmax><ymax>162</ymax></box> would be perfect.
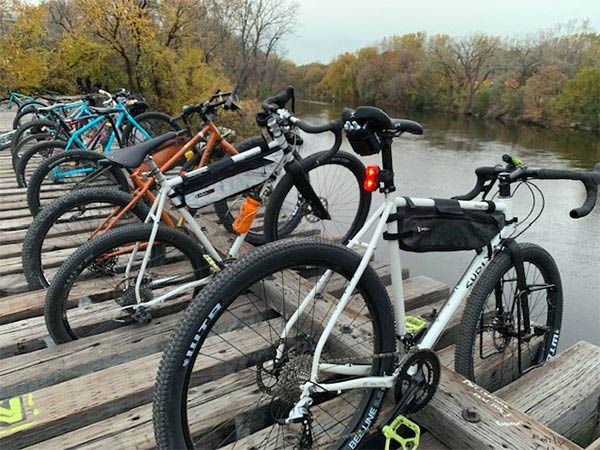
<box><xmin>43</xmin><ymin>89</ymin><xmax>371</xmax><ymax>344</ymax></box>
<box><xmin>153</xmin><ymin>105</ymin><xmax>600</xmax><ymax>449</ymax></box>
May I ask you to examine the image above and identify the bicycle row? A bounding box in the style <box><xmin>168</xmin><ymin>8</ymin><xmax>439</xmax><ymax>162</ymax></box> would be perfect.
<box><xmin>3</xmin><ymin>85</ymin><xmax>599</xmax><ymax>449</ymax></box>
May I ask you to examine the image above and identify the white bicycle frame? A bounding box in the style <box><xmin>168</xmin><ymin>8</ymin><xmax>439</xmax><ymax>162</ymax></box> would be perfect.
<box><xmin>121</xmin><ymin>131</ymin><xmax>291</xmax><ymax>310</ymax></box>
<box><xmin>284</xmin><ymin>191</ymin><xmax>517</xmax><ymax>401</ymax></box>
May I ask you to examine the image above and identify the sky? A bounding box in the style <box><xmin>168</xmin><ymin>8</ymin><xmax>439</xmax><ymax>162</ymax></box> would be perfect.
<box><xmin>282</xmin><ymin>0</ymin><xmax>600</xmax><ymax>65</ymax></box>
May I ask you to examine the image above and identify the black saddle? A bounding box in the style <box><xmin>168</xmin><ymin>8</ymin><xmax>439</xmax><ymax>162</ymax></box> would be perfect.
<box><xmin>346</xmin><ymin>106</ymin><xmax>423</xmax><ymax>135</ymax></box>
<box><xmin>106</xmin><ymin>132</ymin><xmax>178</xmax><ymax>168</ymax></box>
<box><xmin>89</xmin><ymin>106</ymin><xmax>124</xmax><ymax>116</ymax></box>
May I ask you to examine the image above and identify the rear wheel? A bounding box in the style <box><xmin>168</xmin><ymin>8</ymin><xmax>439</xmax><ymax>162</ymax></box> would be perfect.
<box><xmin>454</xmin><ymin>243</ymin><xmax>563</xmax><ymax>392</ymax></box>
<box><xmin>22</xmin><ymin>187</ymin><xmax>151</xmax><ymax>289</ymax></box>
<box><xmin>153</xmin><ymin>238</ymin><xmax>396</xmax><ymax>450</ymax></box>
<box><xmin>264</xmin><ymin>151</ymin><xmax>371</xmax><ymax>244</ymax></box>
<box><xmin>44</xmin><ymin>223</ymin><xmax>210</xmax><ymax>343</ymax></box>
<box><xmin>27</xmin><ymin>150</ymin><xmax>130</xmax><ymax>216</ymax></box>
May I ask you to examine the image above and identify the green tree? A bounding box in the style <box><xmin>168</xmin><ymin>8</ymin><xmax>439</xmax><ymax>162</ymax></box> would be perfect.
<box><xmin>559</xmin><ymin>67</ymin><xmax>600</xmax><ymax>129</ymax></box>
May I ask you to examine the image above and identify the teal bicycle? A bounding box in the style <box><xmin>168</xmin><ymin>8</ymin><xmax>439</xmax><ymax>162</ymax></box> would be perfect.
<box><xmin>0</xmin><ymin>90</ymin><xmax>41</xmax><ymax>112</ymax></box>
<box><xmin>21</xmin><ymin>91</ymin><xmax>178</xmax><ymax>213</ymax></box>
<box><xmin>10</xmin><ymin>99</ymin><xmax>99</xmax><ymax>168</ymax></box>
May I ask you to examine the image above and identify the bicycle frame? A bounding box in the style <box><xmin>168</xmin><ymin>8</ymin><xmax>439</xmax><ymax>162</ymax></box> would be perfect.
<box><xmin>4</xmin><ymin>91</ymin><xmax>36</xmax><ymax>109</ymax></box>
<box><xmin>281</xmin><ymin>192</ymin><xmax>517</xmax><ymax>396</ymax></box>
<box><xmin>119</xmin><ymin>132</ymin><xmax>290</xmax><ymax>310</ymax></box>
<box><xmin>50</xmin><ymin>106</ymin><xmax>151</xmax><ymax>180</ymax></box>
<box><xmin>89</xmin><ymin>120</ymin><xmax>240</xmax><ymax>235</ymax></box>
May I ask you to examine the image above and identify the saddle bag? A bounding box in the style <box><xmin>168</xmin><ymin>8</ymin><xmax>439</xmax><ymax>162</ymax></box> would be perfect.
<box><xmin>386</xmin><ymin>199</ymin><xmax>504</xmax><ymax>252</ymax></box>
<box><xmin>174</xmin><ymin>148</ymin><xmax>284</xmax><ymax>209</ymax></box>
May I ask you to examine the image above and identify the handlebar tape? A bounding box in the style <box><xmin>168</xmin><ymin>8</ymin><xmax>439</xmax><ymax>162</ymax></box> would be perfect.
<box><xmin>452</xmin><ymin>166</ymin><xmax>502</xmax><ymax>200</ymax></box>
<box><xmin>262</xmin><ymin>86</ymin><xmax>295</xmax><ymax>111</ymax></box>
<box><xmin>529</xmin><ymin>168</ymin><xmax>599</xmax><ymax>218</ymax></box>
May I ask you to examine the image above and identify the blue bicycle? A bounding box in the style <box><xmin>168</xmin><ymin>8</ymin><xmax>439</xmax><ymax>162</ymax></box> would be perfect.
<box><xmin>20</xmin><ymin>91</ymin><xmax>179</xmax><ymax>213</ymax></box>
<box><xmin>10</xmin><ymin>99</ymin><xmax>102</xmax><ymax>171</ymax></box>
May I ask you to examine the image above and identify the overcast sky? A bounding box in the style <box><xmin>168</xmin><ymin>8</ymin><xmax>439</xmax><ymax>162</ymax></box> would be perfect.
<box><xmin>282</xmin><ymin>0</ymin><xmax>600</xmax><ymax>64</ymax></box>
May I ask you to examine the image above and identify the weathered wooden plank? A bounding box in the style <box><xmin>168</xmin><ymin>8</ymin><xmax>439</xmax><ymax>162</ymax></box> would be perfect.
<box><xmin>0</xmin><ymin>295</ymin><xmax>275</xmax><ymax>397</ymax></box>
<box><xmin>387</xmin><ymin>275</ymin><xmax>448</xmax><ymax>311</ymax></box>
<box><xmin>414</xmin><ymin>365</ymin><xmax>582</xmax><ymax>450</ymax></box>
<box><xmin>498</xmin><ymin>341</ymin><xmax>600</xmax><ymax>447</ymax></box>
<box><xmin>0</xmin><ymin>318</ymin><xmax>284</xmax><ymax>448</ymax></box>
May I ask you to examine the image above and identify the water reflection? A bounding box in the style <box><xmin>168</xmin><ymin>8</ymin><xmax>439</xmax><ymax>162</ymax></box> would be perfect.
<box><xmin>297</xmin><ymin>101</ymin><xmax>600</xmax><ymax>169</ymax></box>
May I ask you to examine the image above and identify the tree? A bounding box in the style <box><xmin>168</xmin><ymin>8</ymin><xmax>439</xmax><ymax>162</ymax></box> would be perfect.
<box><xmin>319</xmin><ymin>53</ymin><xmax>358</xmax><ymax>103</ymax></box>
<box><xmin>559</xmin><ymin>67</ymin><xmax>600</xmax><ymax>129</ymax></box>
<box><xmin>0</xmin><ymin>3</ymin><xmax>50</xmax><ymax>91</ymax></box>
<box><xmin>522</xmin><ymin>65</ymin><xmax>568</xmax><ymax>123</ymax></box>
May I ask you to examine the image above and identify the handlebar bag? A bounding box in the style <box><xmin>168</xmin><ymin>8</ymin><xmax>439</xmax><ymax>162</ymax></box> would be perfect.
<box><xmin>345</xmin><ymin>126</ymin><xmax>384</xmax><ymax>156</ymax></box>
<box><xmin>387</xmin><ymin>199</ymin><xmax>505</xmax><ymax>252</ymax></box>
<box><xmin>175</xmin><ymin>148</ymin><xmax>284</xmax><ymax>209</ymax></box>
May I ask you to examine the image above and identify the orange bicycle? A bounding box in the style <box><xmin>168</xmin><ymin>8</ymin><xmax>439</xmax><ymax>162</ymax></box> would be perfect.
<box><xmin>22</xmin><ymin>88</ymin><xmax>267</xmax><ymax>289</ymax></box>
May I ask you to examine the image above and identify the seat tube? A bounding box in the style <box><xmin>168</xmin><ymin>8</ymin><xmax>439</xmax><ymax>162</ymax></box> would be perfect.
<box><xmin>386</xmin><ymin>193</ymin><xmax>406</xmax><ymax>338</ymax></box>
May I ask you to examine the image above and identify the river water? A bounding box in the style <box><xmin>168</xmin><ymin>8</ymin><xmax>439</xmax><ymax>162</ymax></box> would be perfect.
<box><xmin>297</xmin><ymin>101</ymin><xmax>599</xmax><ymax>350</ymax></box>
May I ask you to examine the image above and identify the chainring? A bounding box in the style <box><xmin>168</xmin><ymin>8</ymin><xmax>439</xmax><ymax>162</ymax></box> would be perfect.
<box><xmin>394</xmin><ymin>349</ymin><xmax>440</xmax><ymax>414</ymax></box>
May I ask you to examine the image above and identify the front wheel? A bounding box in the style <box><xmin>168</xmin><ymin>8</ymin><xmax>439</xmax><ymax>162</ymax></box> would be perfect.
<box><xmin>153</xmin><ymin>238</ymin><xmax>396</xmax><ymax>450</ymax></box>
<box><xmin>44</xmin><ymin>223</ymin><xmax>211</xmax><ymax>343</ymax></box>
<box><xmin>263</xmin><ymin>151</ymin><xmax>371</xmax><ymax>244</ymax></box>
<box><xmin>454</xmin><ymin>242</ymin><xmax>563</xmax><ymax>392</ymax></box>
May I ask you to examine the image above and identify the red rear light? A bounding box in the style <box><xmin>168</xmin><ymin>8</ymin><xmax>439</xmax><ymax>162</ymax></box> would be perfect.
<box><xmin>364</xmin><ymin>165</ymin><xmax>380</xmax><ymax>192</ymax></box>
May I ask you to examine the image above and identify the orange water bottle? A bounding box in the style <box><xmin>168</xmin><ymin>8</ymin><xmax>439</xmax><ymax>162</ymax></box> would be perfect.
<box><xmin>232</xmin><ymin>195</ymin><xmax>261</xmax><ymax>234</ymax></box>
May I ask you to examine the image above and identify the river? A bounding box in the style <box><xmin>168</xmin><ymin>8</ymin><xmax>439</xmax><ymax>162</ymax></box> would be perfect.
<box><xmin>297</xmin><ymin>101</ymin><xmax>600</xmax><ymax>351</ymax></box>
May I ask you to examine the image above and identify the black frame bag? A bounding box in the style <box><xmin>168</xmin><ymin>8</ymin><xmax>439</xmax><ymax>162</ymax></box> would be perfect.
<box><xmin>386</xmin><ymin>199</ymin><xmax>505</xmax><ymax>252</ymax></box>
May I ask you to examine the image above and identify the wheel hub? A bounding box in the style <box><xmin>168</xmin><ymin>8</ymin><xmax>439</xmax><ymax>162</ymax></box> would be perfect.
<box><xmin>113</xmin><ymin>277</ymin><xmax>153</xmax><ymax>307</ymax></box>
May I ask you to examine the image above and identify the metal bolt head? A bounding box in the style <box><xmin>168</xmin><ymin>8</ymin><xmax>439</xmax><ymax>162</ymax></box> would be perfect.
<box><xmin>462</xmin><ymin>406</ymin><xmax>481</xmax><ymax>423</ymax></box>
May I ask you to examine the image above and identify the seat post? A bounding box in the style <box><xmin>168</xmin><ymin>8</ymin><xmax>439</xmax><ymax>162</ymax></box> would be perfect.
<box><xmin>380</xmin><ymin>137</ymin><xmax>396</xmax><ymax>193</ymax></box>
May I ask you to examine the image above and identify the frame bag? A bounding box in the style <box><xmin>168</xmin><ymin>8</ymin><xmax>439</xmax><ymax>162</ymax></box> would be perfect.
<box><xmin>386</xmin><ymin>199</ymin><xmax>505</xmax><ymax>252</ymax></box>
<box><xmin>174</xmin><ymin>149</ymin><xmax>284</xmax><ymax>209</ymax></box>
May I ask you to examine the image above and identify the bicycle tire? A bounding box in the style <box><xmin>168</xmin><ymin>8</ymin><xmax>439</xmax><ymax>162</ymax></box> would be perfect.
<box><xmin>153</xmin><ymin>238</ymin><xmax>396</xmax><ymax>450</ymax></box>
<box><xmin>15</xmin><ymin>140</ymin><xmax>67</xmax><ymax>187</ymax></box>
<box><xmin>27</xmin><ymin>150</ymin><xmax>130</xmax><ymax>216</ymax></box>
<box><xmin>12</xmin><ymin>132</ymin><xmax>60</xmax><ymax>168</ymax></box>
<box><xmin>23</xmin><ymin>187</ymin><xmax>151</xmax><ymax>290</ymax></box>
<box><xmin>454</xmin><ymin>242</ymin><xmax>563</xmax><ymax>392</ymax></box>
<box><xmin>11</xmin><ymin>119</ymin><xmax>61</xmax><ymax>168</ymax></box>
<box><xmin>12</xmin><ymin>103</ymin><xmax>46</xmax><ymax>130</ymax></box>
<box><xmin>44</xmin><ymin>223</ymin><xmax>210</xmax><ymax>343</ymax></box>
<box><xmin>264</xmin><ymin>151</ymin><xmax>371</xmax><ymax>244</ymax></box>
<box><xmin>16</xmin><ymin>100</ymin><xmax>46</xmax><ymax>115</ymax></box>
<box><xmin>212</xmin><ymin>135</ymin><xmax>269</xmax><ymax>245</ymax></box>
<box><xmin>121</xmin><ymin>111</ymin><xmax>180</xmax><ymax>146</ymax></box>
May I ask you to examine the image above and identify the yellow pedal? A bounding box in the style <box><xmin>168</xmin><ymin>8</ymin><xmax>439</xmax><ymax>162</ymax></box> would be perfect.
<box><xmin>405</xmin><ymin>316</ymin><xmax>426</xmax><ymax>334</ymax></box>
<box><xmin>382</xmin><ymin>415</ymin><xmax>420</xmax><ymax>450</ymax></box>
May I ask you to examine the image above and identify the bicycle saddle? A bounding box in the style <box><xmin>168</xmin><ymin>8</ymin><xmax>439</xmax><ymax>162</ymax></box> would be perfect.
<box><xmin>106</xmin><ymin>132</ymin><xmax>178</xmax><ymax>168</ymax></box>
<box><xmin>347</xmin><ymin>106</ymin><xmax>424</xmax><ymax>135</ymax></box>
<box><xmin>89</xmin><ymin>106</ymin><xmax>123</xmax><ymax>116</ymax></box>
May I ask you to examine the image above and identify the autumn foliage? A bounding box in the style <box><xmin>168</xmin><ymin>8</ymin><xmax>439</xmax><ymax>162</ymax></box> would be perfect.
<box><xmin>289</xmin><ymin>22</ymin><xmax>600</xmax><ymax>131</ymax></box>
<box><xmin>0</xmin><ymin>0</ymin><xmax>298</xmax><ymax>113</ymax></box>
